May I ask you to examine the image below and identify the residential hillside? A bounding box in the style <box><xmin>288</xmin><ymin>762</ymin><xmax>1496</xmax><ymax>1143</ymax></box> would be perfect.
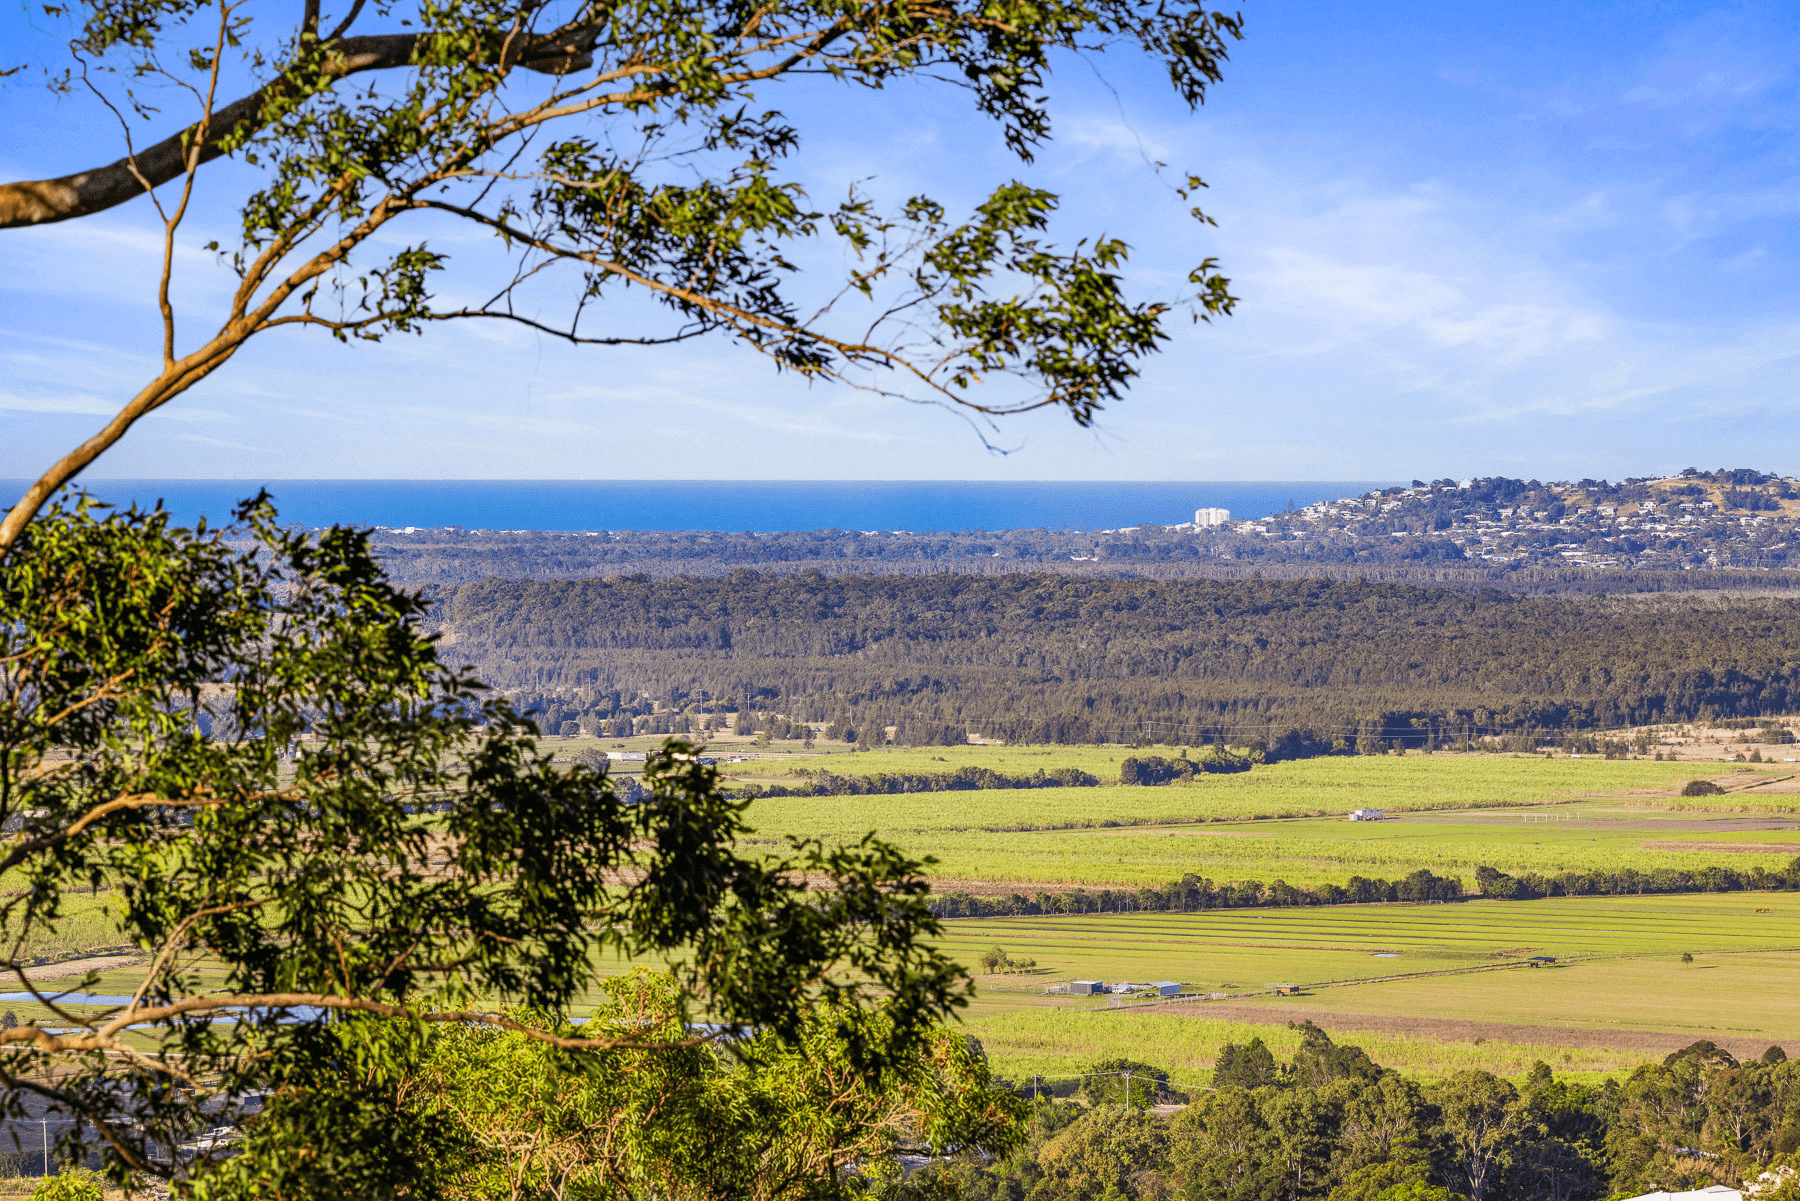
<box><xmin>371</xmin><ymin>467</ymin><xmax>1800</xmax><ymax>589</ymax></box>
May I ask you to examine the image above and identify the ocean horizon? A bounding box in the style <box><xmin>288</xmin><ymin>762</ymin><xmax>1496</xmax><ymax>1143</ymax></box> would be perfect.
<box><xmin>9</xmin><ymin>479</ymin><xmax>1394</xmax><ymax>533</ymax></box>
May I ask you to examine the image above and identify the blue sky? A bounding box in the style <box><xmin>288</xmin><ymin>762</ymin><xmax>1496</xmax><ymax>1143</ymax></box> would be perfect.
<box><xmin>3</xmin><ymin>0</ymin><xmax>1799</xmax><ymax>482</ymax></box>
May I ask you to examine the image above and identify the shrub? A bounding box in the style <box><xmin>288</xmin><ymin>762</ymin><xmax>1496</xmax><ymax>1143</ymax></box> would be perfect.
<box><xmin>30</xmin><ymin>1169</ymin><xmax>105</xmax><ymax>1201</ymax></box>
<box><xmin>1682</xmin><ymin>780</ymin><xmax>1727</xmax><ymax>796</ymax></box>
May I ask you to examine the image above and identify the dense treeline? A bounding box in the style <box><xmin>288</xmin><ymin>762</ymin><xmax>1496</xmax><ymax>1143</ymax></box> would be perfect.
<box><xmin>437</xmin><ymin>574</ymin><xmax>1800</xmax><ymax>750</ymax></box>
<box><xmin>930</xmin><ymin>869</ymin><xmax>1468</xmax><ymax>918</ymax></box>
<box><xmin>375</xmin><ymin>527</ymin><xmax>1800</xmax><ymax>591</ymax></box>
<box><xmin>735</xmin><ymin>765</ymin><xmax>1100</xmax><ymax>799</ymax></box>
<box><xmin>1120</xmin><ymin>753</ymin><xmax>1256</xmax><ymax>782</ymax></box>
<box><xmin>926</xmin><ymin>857</ymin><xmax>1800</xmax><ymax>919</ymax></box>
<box><xmin>929</xmin><ymin>1023</ymin><xmax>1800</xmax><ymax>1201</ymax></box>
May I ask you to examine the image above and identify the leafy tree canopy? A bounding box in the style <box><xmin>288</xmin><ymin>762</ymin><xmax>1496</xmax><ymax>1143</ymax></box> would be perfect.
<box><xmin>0</xmin><ymin>0</ymin><xmax>1241</xmax><ymax>548</ymax></box>
<box><xmin>0</xmin><ymin>493</ymin><xmax>966</xmax><ymax>1190</ymax></box>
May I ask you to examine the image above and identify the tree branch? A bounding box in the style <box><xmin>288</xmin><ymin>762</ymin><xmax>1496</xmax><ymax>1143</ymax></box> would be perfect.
<box><xmin>0</xmin><ymin>30</ymin><xmax>593</xmax><ymax>229</ymax></box>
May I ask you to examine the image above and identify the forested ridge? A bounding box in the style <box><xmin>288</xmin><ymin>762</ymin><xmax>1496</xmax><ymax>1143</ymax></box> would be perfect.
<box><xmin>437</xmin><ymin>573</ymin><xmax>1800</xmax><ymax>748</ymax></box>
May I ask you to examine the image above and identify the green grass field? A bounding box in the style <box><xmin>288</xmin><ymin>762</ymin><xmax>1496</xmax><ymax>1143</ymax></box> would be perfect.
<box><xmin>937</xmin><ymin>893</ymin><xmax>1800</xmax><ymax>1085</ymax></box>
<box><xmin>966</xmin><ymin>1009</ymin><xmax>1649</xmax><ymax>1088</ymax></box>
<box><xmin>939</xmin><ymin>894</ymin><xmax>1800</xmax><ymax>996</ymax></box>
<box><xmin>16</xmin><ymin>746</ymin><xmax>1796</xmax><ymax>1088</ymax></box>
<box><xmin>728</xmin><ymin>755</ymin><xmax>1797</xmax><ymax>887</ymax></box>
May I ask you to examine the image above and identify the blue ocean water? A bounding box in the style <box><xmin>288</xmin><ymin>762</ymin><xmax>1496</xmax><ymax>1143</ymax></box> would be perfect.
<box><xmin>13</xmin><ymin>480</ymin><xmax>1391</xmax><ymax>532</ymax></box>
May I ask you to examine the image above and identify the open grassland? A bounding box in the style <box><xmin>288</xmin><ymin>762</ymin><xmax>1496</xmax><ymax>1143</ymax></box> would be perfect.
<box><xmin>731</xmin><ymin>755</ymin><xmax>1797</xmax><ymax>888</ymax></box>
<box><xmin>942</xmin><ymin>894</ymin><xmax>1800</xmax><ymax>1084</ymax></box>
<box><xmin>14</xmin><ymin>751</ymin><xmax>1794</xmax><ymax>1080</ymax></box>
<box><xmin>870</xmin><ymin>807</ymin><xmax>1800</xmax><ymax>888</ymax></box>
<box><xmin>965</xmin><ymin>1009</ymin><xmax>1649</xmax><ymax>1088</ymax></box>
<box><xmin>737</xmin><ymin>753</ymin><xmax>1763</xmax><ymax>818</ymax></box>
<box><xmin>939</xmin><ymin>893</ymin><xmax>1800</xmax><ymax>1002</ymax></box>
<box><xmin>739</xmin><ymin>755</ymin><xmax>1783</xmax><ymax>842</ymax></box>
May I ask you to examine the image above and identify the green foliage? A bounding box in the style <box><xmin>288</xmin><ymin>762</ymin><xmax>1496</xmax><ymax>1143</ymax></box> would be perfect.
<box><xmin>12</xmin><ymin>0</ymin><xmax>1246</xmax><ymax>445</ymax></box>
<box><xmin>0</xmin><ymin>495</ymin><xmax>966</xmax><ymax>1190</ymax></box>
<box><xmin>374</xmin><ymin>969</ymin><xmax>1026</xmax><ymax>1200</ymax></box>
<box><xmin>738</xmin><ymin>764</ymin><xmax>1100</xmax><ymax>800</ymax></box>
<box><xmin>1287</xmin><ymin>1020</ymin><xmax>1383</xmax><ymax>1088</ymax></box>
<box><xmin>1119</xmin><ymin>751</ymin><xmax>1255</xmax><ymax>784</ymax></box>
<box><xmin>1035</xmin><ymin>1105</ymin><xmax>1173</xmax><ymax>1196</ymax></box>
<box><xmin>978</xmin><ymin>945</ymin><xmax>1036</xmax><ymax>974</ymax></box>
<box><xmin>1685</xmin><ymin>780</ymin><xmax>1729</xmax><ymax>797</ymax></box>
<box><xmin>1214</xmin><ymin>1038</ymin><xmax>1279</xmax><ymax>1089</ymax></box>
<box><xmin>1077</xmin><ymin>1057</ymin><xmax>1176</xmax><ymax>1108</ymax></box>
<box><xmin>908</xmin><ymin>1024</ymin><xmax>1800</xmax><ymax>1201</ymax></box>
<box><xmin>29</xmin><ymin>1169</ymin><xmax>106</xmax><ymax>1201</ymax></box>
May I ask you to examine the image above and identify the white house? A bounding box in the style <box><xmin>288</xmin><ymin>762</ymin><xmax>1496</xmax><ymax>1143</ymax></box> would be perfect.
<box><xmin>1348</xmin><ymin>808</ymin><xmax>1385</xmax><ymax>822</ymax></box>
<box><xmin>1618</xmin><ymin>1187</ymin><xmax>1742</xmax><ymax>1201</ymax></box>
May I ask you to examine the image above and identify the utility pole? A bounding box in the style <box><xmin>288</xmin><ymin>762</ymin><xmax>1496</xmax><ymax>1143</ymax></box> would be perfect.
<box><xmin>1123</xmin><ymin>1070</ymin><xmax>1131</xmax><ymax>1112</ymax></box>
<box><xmin>41</xmin><ymin>1116</ymin><xmax>47</xmax><ymax>1177</ymax></box>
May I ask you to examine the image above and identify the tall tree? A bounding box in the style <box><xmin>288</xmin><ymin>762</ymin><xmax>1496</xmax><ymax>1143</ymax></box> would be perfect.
<box><xmin>1431</xmin><ymin>1071</ymin><xmax>1525</xmax><ymax>1201</ymax></box>
<box><xmin>0</xmin><ymin>0</ymin><xmax>1242</xmax><ymax>550</ymax></box>
<box><xmin>0</xmin><ymin>494</ymin><xmax>966</xmax><ymax>1190</ymax></box>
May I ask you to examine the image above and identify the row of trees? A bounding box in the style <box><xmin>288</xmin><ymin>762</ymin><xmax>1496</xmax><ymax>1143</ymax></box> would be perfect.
<box><xmin>737</xmin><ymin>765</ymin><xmax>1100</xmax><ymax>800</ymax></box>
<box><xmin>928</xmin><ymin>870</ymin><xmax>1469</xmax><ymax>918</ymax></box>
<box><xmin>1119</xmin><ymin>752</ymin><xmax>1257</xmax><ymax>782</ymax></box>
<box><xmin>931</xmin><ymin>1025</ymin><xmax>1800</xmax><ymax>1201</ymax></box>
<box><xmin>929</xmin><ymin>859</ymin><xmax>1800</xmax><ymax>919</ymax></box>
<box><xmin>440</xmin><ymin>572</ymin><xmax>1800</xmax><ymax>752</ymax></box>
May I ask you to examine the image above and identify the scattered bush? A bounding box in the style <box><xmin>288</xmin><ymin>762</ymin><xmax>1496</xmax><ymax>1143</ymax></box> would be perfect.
<box><xmin>1682</xmin><ymin>779</ymin><xmax>1726</xmax><ymax>796</ymax></box>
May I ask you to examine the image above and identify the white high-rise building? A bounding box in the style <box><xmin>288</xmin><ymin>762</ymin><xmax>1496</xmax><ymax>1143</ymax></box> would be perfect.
<box><xmin>1193</xmin><ymin>507</ymin><xmax>1231</xmax><ymax>527</ymax></box>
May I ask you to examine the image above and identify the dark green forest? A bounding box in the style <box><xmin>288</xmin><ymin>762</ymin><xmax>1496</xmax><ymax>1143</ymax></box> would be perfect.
<box><xmin>435</xmin><ymin>574</ymin><xmax>1800</xmax><ymax>749</ymax></box>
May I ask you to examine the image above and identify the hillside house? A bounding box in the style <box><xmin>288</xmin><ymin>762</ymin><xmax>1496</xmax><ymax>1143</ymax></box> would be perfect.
<box><xmin>1619</xmin><ymin>1188</ymin><xmax>1741</xmax><ymax>1201</ymax></box>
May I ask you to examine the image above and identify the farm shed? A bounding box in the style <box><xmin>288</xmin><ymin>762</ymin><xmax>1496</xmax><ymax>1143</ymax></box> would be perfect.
<box><xmin>1347</xmin><ymin>808</ymin><xmax>1385</xmax><ymax>822</ymax></box>
<box><xmin>1070</xmin><ymin>980</ymin><xmax>1105</xmax><ymax>995</ymax></box>
<box><xmin>1150</xmin><ymin>981</ymin><xmax>1181</xmax><ymax>997</ymax></box>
